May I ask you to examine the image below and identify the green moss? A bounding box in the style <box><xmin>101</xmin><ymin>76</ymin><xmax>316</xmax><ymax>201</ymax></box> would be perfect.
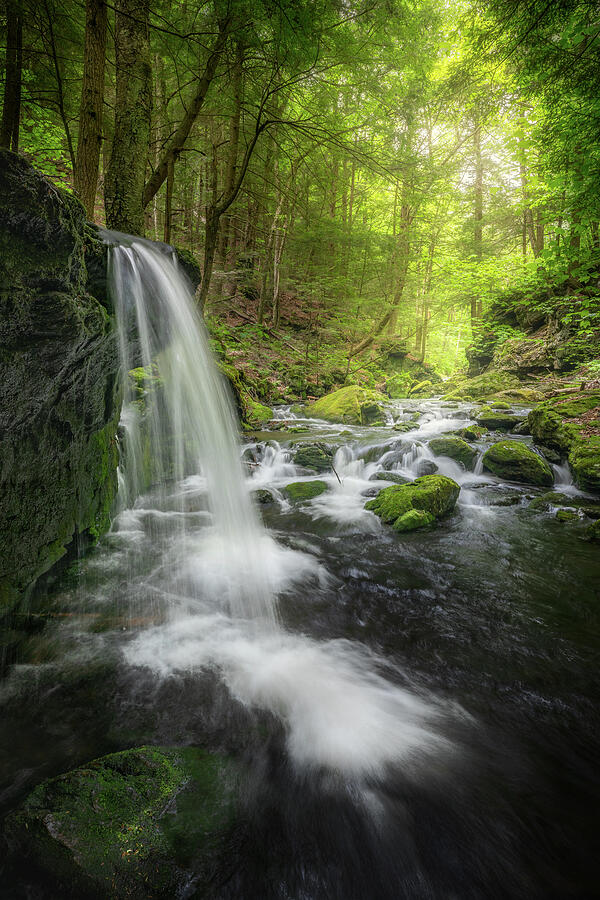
<box><xmin>307</xmin><ymin>385</ymin><xmax>385</xmax><ymax>425</ymax></box>
<box><xmin>443</xmin><ymin>370</ymin><xmax>520</xmax><ymax>401</ymax></box>
<box><xmin>5</xmin><ymin>746</ymin><xmax>239</xmax><ymax>897</ymax></box>
<box><xmin>476</xmin><ymin>410</ymin><xmax>522</xmax><ymax>431</ymax></box>
<box><xmin>385</xmin><ymin>372</ymin><xmax>413</xmax><ymax>399</ymax></box>
<box><xmin>428</xmin><ymin>437</ymin><xmax>477</xmax><ymax>469</ymax></box>
<box><xmin>394</xmin><ymin>508</ymin><xmax>436</xmax><ymax>531</ymax></box>
<box><xmin>482</xmin><ymin>440</ymin><xmax>554</xmax><ymax>487</ymax></box>
<box><xmin>457</xmin><ymin>425</ymin><xmax>487</xmax><ymax>441</ymax></box>
<box><xmin>246</xmin><ymin>399</ymin><xmax>273</xmax><ymax>426</ymax></box>
<box><xmin>492</xmin><ymin>388</ymin><xmax>545</xmax><ymax>404</ymax></box>
<box><xmin>568</xmin><ymin>435</ymin><xmax>600</xmax><ymax>493</ymax></box>
<box><xmin>283</xmin><ymin>480</ymin><xmax>328</xmax><ymax>502</ymax></box>
<box><xmin>584</xmin><ymin>519</ymin><xmax>600</xmax><ymax>541</ymax></box>
<box><xmin>365</xmin><ymin>474</ymin><xmax>460</xmax><ymax>532</ymax></box>
<box><xmin>556</xmin><ymin>509</ymin><xmax>579</xmax><ymax>523</ymax></box>
<box><xmin>489</xmin><ymin>400</ymin><xmax>511</xmax><ymax>409</ymax></box>
<box><xmin>409</xmin><ymin>379</ymin><xmax>434</xmax><ymax>397</ymax></box>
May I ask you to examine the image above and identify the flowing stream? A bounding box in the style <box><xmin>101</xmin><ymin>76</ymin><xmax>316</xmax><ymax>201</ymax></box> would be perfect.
<box><xmin>1</xmin><ymin>240</ymin><xmax>599</xmax><ymax>898</ymax></box>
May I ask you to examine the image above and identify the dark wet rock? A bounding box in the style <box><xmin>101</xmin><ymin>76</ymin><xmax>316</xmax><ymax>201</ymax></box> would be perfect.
<box><xmin>457</xmin><ymin>424</ymin><xmax>488</xmax><ymax>441</ymax></box>
<box><xmin>0</xmin><ymin>151</ymin><xmax>120</xmax><ymax>609</ymax></box>
<box><xmin>365</xmin><ymin>474</ymin><xmax>460</xmax><ymax>533</ymax></box>
<box><xmin>584</xmin><ymin>519</ymin><xmax>600</xmax><ymax>541</ymax></box>
<box><xmin>292</xmin><ymin>443</ymin><xmax>334</xmax><ymax>472</ymax></box>
<box><xmin>483</xmin><ymin>440</ymin><xmax>554</xmax><ymax>487</ymax></box>
<box><xmin>283</xmin><ymin>480</ymin><xmax>328</xmax><ymax>502</ymax></box>
<box><xmin>252</xmin><ymin>488</ymin><xmax>277</xmax><ymax>505</ymax></box>
<box><xmin>511</xmin><ymin>420</ymin><xmax>531</xmax><ymax>436</ymax></box>
<box><xmin>529</xmin><ymin>491</ymin><xmax>600</xmax><ymax>518</ymax></box>
<box><xmin>537</xmin><ymin>444</ymin><xmax>562</xmax><ymax>464</ymax></box>
<box><xmin>4</xmin><ymin>745</ymin><xmax>241</xmax><ymax>899</ymax></box>
<box><xmin>428</xmin><ymin>437</ymin><xmax>477</xmax><ymax>469</ymax></box>
<box><xmin>416</xmin><ymin>459</ymin><xmax>438</xmax><ymax>477</ymax></box>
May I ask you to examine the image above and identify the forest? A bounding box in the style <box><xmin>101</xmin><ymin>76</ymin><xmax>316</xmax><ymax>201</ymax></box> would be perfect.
<box><xmin>1</xmin><ymin>1</ymin><xmax>600</xmax><ymax>898</ymax></box>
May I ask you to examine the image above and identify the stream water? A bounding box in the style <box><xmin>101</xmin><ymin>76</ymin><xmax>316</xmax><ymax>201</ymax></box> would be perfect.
<box><xmin>1</xmin><ymin>242</ymin><xmax>599</xmax><ymax>899</ymax></box>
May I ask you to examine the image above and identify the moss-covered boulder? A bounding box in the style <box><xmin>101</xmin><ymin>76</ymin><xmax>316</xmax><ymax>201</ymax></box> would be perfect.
<box><xmin>365</xmin><ymin>475</ymin><xmax>460</xmax><ymax>532</ymax></box>
<box><xmin>0</xmin><ymin>151</ymin><xmax>120</xmax><ymax>608</ymax></box>
<box><xmin>457</xmin><ymin>425</ymin><xmax>487</xmax><ymax>441</ymax></box>
<box><xmin>307</xmin><ymin>385</ymin><xmax>385</xmax><ymax>425</ymax></box>
<box><xmin>385</xmin><ymin>372</ymin><xmax>413</xmax><ymax>399</ymax></box>
<box><xmin>527</xmin><ymin>392</ymin><xmax>600</xmax><ymax>492</ymax></box>
<box><xmin>246</xmin><ymin>399</ymin><xmax>273</xmax><ymax>427</ymax></box>
<box><xmin>492</xmin><ymin>387</ymin><xmax>545</xmax><ymax>404</ymax></box>
<box><xmin>368</xmin><ymin>471</ymin><xmax>412</xmax><ymax>485</ymax></box>
<box><xmin>556</xmin><ymin>509</ymin><xmax>579</xmax><ymax>523</ymax></box>
<box><xmin>292</xmin><ymin>442</ymin><xmax>334</xmax><ymax>472</ymax></box>
<box><xmin>443</xmin><ymin>370</ymin><xmax>520</xmax><ymax>401</ymax></box>
<box><xmin>4</xmin><ymin>746</ymin><xmax>241</xmax><ymax>898</ymax></box>
<box><xmin>475</xmin><ymin>407</ymin><xmax>522</xmax><ymax>431</ymax></box>
<box><xmin>283</xmin><ymin>480</ymin><xmax>328</xmax><ymax>502</ymax></box>
<box><xmin>482</xmin><ymin>440</ymin><xmax>554</xmax><ymax>487</ymax></box>
<box><xmin>428</xmin><ymin>437</ymin><xmax>477</xmax><ymax>469</ymax></box>
<box><xmin>409</xmin><ymin>379</ymin><xmax>434</xmax><ymax>398</ymax></box>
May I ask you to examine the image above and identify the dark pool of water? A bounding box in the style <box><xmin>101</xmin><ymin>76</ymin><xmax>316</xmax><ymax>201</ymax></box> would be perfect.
<box><xmin>1</xmin><ymin>400</ymin><xmax>599</xmax><ymax>899</ymax></box>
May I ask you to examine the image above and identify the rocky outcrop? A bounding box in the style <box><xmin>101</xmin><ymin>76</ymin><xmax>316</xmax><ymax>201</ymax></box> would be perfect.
<box><xmin>4</xmin><ymin>745</ymin><xmax>241</xmax><ymax>898</ymax></box>
<box><xmin>365</xmin><ymin>474</ymin><xmax>460</xmax><ymax>532</ymax></box>
<box><xmin>482</xmin><ymin>440</ymin><xmax>554</xmax><ymax>487</ymax></box>
<box><xmin>0</xmin><ymin>151</ymin><xmax>120</xmax><ymax>608</ymax></box>
<box><xmin>527</xmin><ymin>391</ymin><xmax>600</xmax><ymax>492</ymax></box>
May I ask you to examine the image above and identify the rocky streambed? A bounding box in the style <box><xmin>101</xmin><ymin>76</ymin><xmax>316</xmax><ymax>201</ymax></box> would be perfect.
<box><xmin>1</xmin><ymin>396</ymin><xmax>599</xmax><ymax>899</ymax></box>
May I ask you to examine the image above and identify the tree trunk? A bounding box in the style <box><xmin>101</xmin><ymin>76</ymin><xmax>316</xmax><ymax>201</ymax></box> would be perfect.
<box><xmin>74</xmin><ymin>0</ymin><xmax>107</xmax><ymax>218</ymax></box>
<box><xmin>105</xmin><ymin>0</ymin><xmax>152</xmax><ymax>235</ymax></box>
<box><xmin>217</xmin><ymin>41</ymin><xmax>244</xmax><ymax>272</ymax></box>
<box><xmin>164</xmin><ymin>157</ymin><xmax>174</xmax><ymax>243</ymax></box>
<box><xmin>471</xmin><ymin>111</ymin><xmax>483</xmax><ymax>330</ymax></box>
<box><xmin>0</xmin><ymin>0</ymin><xmax>22</xmax><ymax>151</ymax></box>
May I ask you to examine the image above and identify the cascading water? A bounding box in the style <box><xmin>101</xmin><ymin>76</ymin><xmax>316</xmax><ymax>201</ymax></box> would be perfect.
<box><xmin>105</xmin><ymin>233</ymin><xmax>454</xmax><ymax>779</ymax></box>
<box><xmin>108</xmin><ymin>234</ymin><xmax>276</xmax><ymax>624</ymax></box>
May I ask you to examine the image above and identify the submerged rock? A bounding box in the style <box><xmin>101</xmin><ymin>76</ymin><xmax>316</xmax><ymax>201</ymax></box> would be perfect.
<box><xmin>482</xmin><ymin>440</ymin><xmax>554</xmax><ymax>487</ymax></box>
<box><xmin>428</xmin><ymin>437</ymin><xmax>477</xmax><ymax>469</ymax></box>
<box><xmin>365</xmin><ymin>475</ymin><xmax>460</xmax><ymax>533</ymax></box>
<box><xmin>306</xmin><ymin>385</ymin><xmax>385</xmax><ymax>425</ymax></box>
<box><xmin>4</xmin><ymin>745</ymin><xmax>241</xmax><ymax>898</ymax></box>
<box><xmin>0</xmin><ymin>151</ymin><xmax>119</xmax><ymax>608</ymax></box>
<box><xmin>284</xmin><ymin>480</ymin><xmax>328</xmax><ymax>502</ymax></box>
<box><xmin>292</xmin><ymin>442</ymin><xmax>334</xmax><ymax>472</ymax></box>
<box><xmin>368</xmin><ymin>471</ymin><xmax>412</xmax><ymax>485</ymax></box>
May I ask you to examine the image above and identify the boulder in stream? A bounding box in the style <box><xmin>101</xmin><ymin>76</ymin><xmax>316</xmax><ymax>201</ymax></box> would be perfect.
<box><xmin>475</xmin><ymin>407</ymin><xmax>522</xmax><ymax>431</ymax></box>
<box><xmin>428</xmin><ymin>436</ymin><xmax>477</xmax><ymax>469</ymax></box>
<box><xmin>4</xmin><ymin>745</ymin><xmax>241</xmax><ymax>898</ymax></box>
<box><xmin>482</xmin><ymin>440</ymin><xmax>554</xmax><ymax>487</ymax></box>
<box><xmin>292</xmin><ymin>442</ymin><xmax>334</xmax><ymax>472</ymax></box>
<box><xmin>365</xmin><ymin>474</ymin><xmax>460</xmax><ymax>533</ymax></box>
<box><xmin>284</xmin><ymin>480</ymin><xmax>328</xmax><ymax>502</ymax></box>
<box><xmin>306</xmin><ymin>385</ymin><xmax>385</xmax><ymax>425</ymax></box>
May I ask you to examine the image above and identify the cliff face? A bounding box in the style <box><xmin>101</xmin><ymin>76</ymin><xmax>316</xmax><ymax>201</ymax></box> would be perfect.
<box><xmin>0</xmin><ymin>151</ymin><xmax>120</xmax><ymax>608</ymax></box>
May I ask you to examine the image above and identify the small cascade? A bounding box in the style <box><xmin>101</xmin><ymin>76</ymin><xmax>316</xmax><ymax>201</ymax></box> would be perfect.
<box><xmin>249</xmin><ymin>441</ymin><xmax>296</xmax><ymax>484</ymax></box>
<box><xmin>474</xmin><ymin>453</ymin><xmax>484</xmax><ymax>475</ymax></box>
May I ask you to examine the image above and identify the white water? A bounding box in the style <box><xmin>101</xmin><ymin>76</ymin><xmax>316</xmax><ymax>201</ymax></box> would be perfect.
<box><xmin>109</xmin><ymin>236</ymin><xmax>454</xmax><ymax>779</ymax></box>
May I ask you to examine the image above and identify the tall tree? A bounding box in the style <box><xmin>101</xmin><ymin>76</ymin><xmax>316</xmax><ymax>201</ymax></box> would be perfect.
<box><xmin>104</xmin><ymin>0</ymin><xmax>152</xmax><ymax>235</ymax></box>
<box><xmin>74</xmin><ymin>0</ymin><xmax>107</xmax><ymax>218</ymax></box>
<box><xmin>0</xmin><ymin>0</ymin><xmax>23</xmax><ymax>151</ymax></box>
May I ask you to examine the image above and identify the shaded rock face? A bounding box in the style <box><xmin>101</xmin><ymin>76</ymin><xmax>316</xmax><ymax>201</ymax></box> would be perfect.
<box><xmin>4</xmin><ymin>745</ymin><xmax>241</xmax><ymax>899</ymax></box>
<box><xmin>0</xmin><ymin>151</ymin><xmax>120</xmax><ymax>607</ymax></box>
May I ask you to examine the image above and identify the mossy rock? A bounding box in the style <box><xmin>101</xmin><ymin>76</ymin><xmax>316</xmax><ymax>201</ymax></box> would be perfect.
<box><xmin>408</xmin><ymin>379</ymin><xmax>435</xmax><ymax>398</ymax></box>
<box><xmin>252</xmin><ymin>488</ymin><xmax>277</xmax><ymax>505</ymax></box>
<box><xmin>246</xmin><ymin>399</ymin><xmax>273</xmax><ymax>427</ymax></box>
<box><xmin>556</xmin><ymin>509</ymin><xmax>579</xmax><ymax>523</ymax></box>
<box><xmin>307</xmin><ymin>385</ymin><xmax>385</xmax><ymax>425</ymax></box>
<box><xmin>393</xmin><ymin>421</ymin><xmax>414</xmax><ymax>432</ymax></box>
<box><xmin>492</xmin><ymin>388</ymin><xmax>545</xmax><ymax>404</ymax></box>
<box><xmin>443</xmin><ymin>370</ymin><xmax>520</xmax><ymax>401</ymax></box>
<box><xmin>428</xmin><ymin>437</ymin><xmax>477</xmax><ymax>469</ymax></box>
<box><xmin>476</xmin><ymin>407</ymin><xmax>522</xmax><ymax>431</ymax></box>
<box><xmin>283</xmin><ymin>480</ymin><xmax>328</xmax><ymax>502</ymax></box>
<box><xmin>385</xmin><ymin>372</ymin><xmax>413</xmax><ymax>399</ymax></box>
<box><xmin>368</xmin><ymin>471</ymin><xmax>412</xmax><ymax>485</ymax></box>
<box><xmin>365</xmin><ymin>474</ymin><xmax>460</xmax><ymax>533</ymax></box>
<box><xmin>584</xmin><ymin>519</ymin><xmax>600</xmax><ymax>541</ymax></box>
<box><xmin>489</xmin><ymin>400</ymin><xmax>512</xmax><ymax>410</ymax></box>
<box><xmin>4</xmin><ymin>746</ymin><xmax>241</xmax><ymax>898</ymax></box>
<box><xmin>292</xmin><ymin>442</ymin><xmax>334</xmax><ymax>472</ymax></box>
<box><xmin>568</xmin><ymin>436</ymin><xmax>600</xmax><ymax>494</ymax></box>
<box><xmin>482</xmin><ymin>440</ymin><xmax>554</xmax><ymax>487</ymax></box>
<box><xmin>457</xmin><ymin>425</ymin><xmax>487</xmax><ymax>441</ymax></box>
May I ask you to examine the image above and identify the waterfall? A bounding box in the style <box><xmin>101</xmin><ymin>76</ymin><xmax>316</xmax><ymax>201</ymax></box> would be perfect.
<box><xmin>107</xmin><ymin>234</ymin><xmax>277</xmax><ymax>625</ymax></box>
